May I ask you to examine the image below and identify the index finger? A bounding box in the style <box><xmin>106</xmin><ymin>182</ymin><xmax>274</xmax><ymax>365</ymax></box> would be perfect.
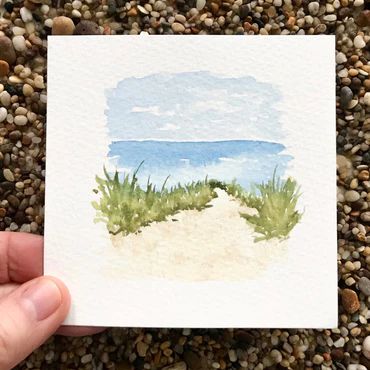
<box><xmin>0</xmin><ymin>232</ymin><xmax>43</xmax><ymax>283</ymax></box>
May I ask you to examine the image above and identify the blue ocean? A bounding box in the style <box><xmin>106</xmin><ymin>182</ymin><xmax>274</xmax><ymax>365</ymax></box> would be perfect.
<box><xmin>108</xmin><ymin>140</ymin><xmax>292</xmax><ymax>189</ymax></box>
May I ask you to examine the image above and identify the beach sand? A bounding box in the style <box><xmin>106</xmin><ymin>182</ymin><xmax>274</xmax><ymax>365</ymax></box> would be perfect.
<box><xmin>105</xmin><ymin>189</ymin><xmax>287</xmax><ymax>281</ymax></box>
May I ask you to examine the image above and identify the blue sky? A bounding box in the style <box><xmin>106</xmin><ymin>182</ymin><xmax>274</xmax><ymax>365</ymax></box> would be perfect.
<box><xmin>105</xmin><ymin>71</ymin><xmax>283</xmax><ymax>142</ymax></box>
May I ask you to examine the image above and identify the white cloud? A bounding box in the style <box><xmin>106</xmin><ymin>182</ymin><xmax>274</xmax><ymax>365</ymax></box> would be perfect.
<box><xmin>192</xmin><ymin>100</ymin><xmax>240</xmax><ymax>114</ymax></box>
<box><xmin>158</xmin><ymin>123</ymin><xmax>180</xmax><ymax>131</ymax></box>
<box><xmin>131</xmin><ymin>105</ymin><xmax>175</xmax><ymax>117</ymax></box>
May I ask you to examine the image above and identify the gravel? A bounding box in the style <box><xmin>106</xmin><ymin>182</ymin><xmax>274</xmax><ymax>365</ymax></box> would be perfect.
<box><xmin>0</xmin><ymin>0</ymin><xmax>369</xmax><ymax>368</ymax></box>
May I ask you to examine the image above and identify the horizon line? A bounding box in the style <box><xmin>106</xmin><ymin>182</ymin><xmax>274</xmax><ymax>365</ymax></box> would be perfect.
<box><xmin>109</xmin><ymin>139</ymin><xmax>283</xmax><ymax>145</ymax></box>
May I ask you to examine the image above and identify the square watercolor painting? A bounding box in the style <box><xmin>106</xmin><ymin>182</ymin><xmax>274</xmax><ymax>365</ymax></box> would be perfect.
<box><xmin>45</xmin><ymin>36</ymin><xmax>337</xmax><ymax>328</ymax></box>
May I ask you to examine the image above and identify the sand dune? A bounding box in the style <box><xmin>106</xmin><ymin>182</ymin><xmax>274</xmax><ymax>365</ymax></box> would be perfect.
<box><xmin>105</xmin><ymin>189</ymin><xmax>287</xmax><ymax>281</ymax></box>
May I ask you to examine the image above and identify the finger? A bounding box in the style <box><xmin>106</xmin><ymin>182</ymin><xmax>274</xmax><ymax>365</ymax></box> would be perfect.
<box><xmin>0</xmin><ymin>283</ymin><xmax>18</xmax><ymax>300</ymax></box>
<box><xmin>56</xmin><ymin>326</ymin><xmax>106</xmax><ymax>336</ymax></box>
<box><xmin>0</xmin><ymin>232</ymin><xmax>43</xmax><ymax>284</ymax></box>
<box><xmin>0</xmin><ymin>276</ymin><xmax>70</xmax><ymax>370</ymax></box>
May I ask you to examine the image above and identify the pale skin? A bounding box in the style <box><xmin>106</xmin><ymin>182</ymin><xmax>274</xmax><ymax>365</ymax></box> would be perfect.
<box><xmin>0</xmin><ymin>232</ymin><xmax>104</xmax><ymax>369</ymax></box>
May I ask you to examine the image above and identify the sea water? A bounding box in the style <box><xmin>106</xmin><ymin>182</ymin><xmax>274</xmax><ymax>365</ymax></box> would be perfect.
<box><xmin>108</xmin><ymin>140</ymin><xmax>292</xmax><ymax>189</ymax></box>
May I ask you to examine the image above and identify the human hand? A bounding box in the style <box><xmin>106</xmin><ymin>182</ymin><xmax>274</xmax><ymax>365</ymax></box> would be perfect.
<box><xmin>0</xmin><ymin>232</ymin><xmax>103</xmax><ymax>369</ymax></box>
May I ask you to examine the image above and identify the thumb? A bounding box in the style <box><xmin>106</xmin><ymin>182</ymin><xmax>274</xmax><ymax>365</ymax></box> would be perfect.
<box><xmin>0</xmin><ymin>276</ymin><xmax>70</xmax><ymax>370</ymax></box>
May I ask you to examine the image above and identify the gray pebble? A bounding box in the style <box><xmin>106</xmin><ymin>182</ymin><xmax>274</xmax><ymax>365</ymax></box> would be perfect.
<box><xmin>340</xmin><ymin>86</ymin><xmax>354</xmax><ymax>109</ymax></box>
<box><xmin>358</xmin><ymin>277</ymin><xmax>370</xmax><ymax>296</ymax></box>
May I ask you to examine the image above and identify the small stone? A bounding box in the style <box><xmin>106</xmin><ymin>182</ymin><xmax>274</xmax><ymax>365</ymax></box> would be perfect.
<box><xmin>34</xmin><ymin>75</ymin><xmax>45</xmax><ymax>89</ymax></box>
<box><xmin>344</xmin><ymin>190</ymin><xmax>360</xmax><ymax>202</ymax></box>
<box><xmin>228</xmin><ymin>350</ymin><xmax>237</xmax><ymax>362</ymax></box>
<box><xmin>363</xmin><ymin>336</ymin><xmax>370</xmax><ymax>359</ymax></box>
<box><xmin>308</xmin><ymin>1</ymin><xmax>319</xmax><ymax>15</ymax></box>
<box><xmin>331</xmin><ymin>348</ymin><xmax>344</xmax><ymax>361</ymax></box>
<box><xmin>74</xmin><ymin>20</ymin><xmax>101</xmax><ymax>35</ymax></box>
<box><xmin>356</xmin><ymin>10</ymin><xmax>370</xmax><ymax>27</ymax></box>
<box><xmin>354</xmin><ymin>35</ymin><xmax>366</xmax><ymax>49</ymax></box>
<box><xmin>270</xmin><ymin>349</ymin><xmax>282</xmax><ymax>364</ymax></box>
<box><xmin>323</xmin><ymin>14</ymin><xmax>336</xmax><ymax>22</ymax></box>
<box><xmin>361</xmin><ymin>212</ymin><xmax>370</xmax><ymax>223</ymax></box>
<box><xmin>336</xmin><ymin>52</ymin><xmax>347</xmax><ymax>64</ymax></box>
<box><xmin>7</xmin><ymin>194</ymin><xmax>19</xmax><ymax>208</ymax></box>
<box><xmin>364</xmin><ymin>92</ymin><xmax>370</xmax><ymax>106</ymax></box>
<box><xmin>3</xmin><ymin>169</ymin><xmax>14</xmax><ymax>182</ymax></box>
<box><xmin>0</xmin><ymin>36</ymin><xmax>16</xmax><ymax>65</ymax></box>
<box><xmin>313</xmin><ymin>354</ymin><xmax>324</xmax><ymax>365</ymax></box>
<box><xmin>52</xmin><ymin>16</ymin><xmax>75</xmax><ymax>35</ymax></box>
<box><xmin>334</xmin><ymin>337</ymin><xmax>345</xmax><ymax>348</ymax></box>
<box><xmin>358</xmin><ymin>170</ymin><xmax>369</xmax><ymax>181</ymax></box>
<box><xmin>14</xmin><ymin>115</ymin><xmax>28</xmax><ymax>126</ymax></box>
<box><xmin>196</xmin><ymin>0</ymin><xmax>206</xmax><ymax>10</ymax></box>
<box><xmin>340</xmin><ymin>86</ymin><xmax>353</xmax><ymax>108</ymax></box>
<box><xmin>22</xmin><ymin>84</ymin><xmax>34</xmax><ymax>97</ymax></box>
<box><xmin>172</xmin><ymin>22</ymin><xmax>185</xmax><ymax>33</ymax></box>
<box><xmin>81</xmin><ymin>354</ymin><xmax>93</xmax><ymax>364</ymax></box>
<box><xmin>342</xmin><ymin>288</ymin><xmax>360</xmax><ymax>314</ymax></box>
<box><xmin>239</xmin><ymin>4</ymin><xmax>250</xmax><ymax>19</ymax></box>
<box><xmin>0</xmin><ymin>60</ymin><xmax>9</xmax><ymax>77</ymax></box>
<box><xmin>20</xmin><ymin>7</ymin><xmax>33</xmax><ymax>22</ymax></box>
<box><xmin>162</xmin><ymin>362</ymin><xmax>187</xmax><ymax>370</ymax></box>
<box><xmin>0</xmin><ymin>107</ymin><xmax>7</xmax><ymax>123</ymax></box>
<box><xmin>136</xmin><ymin>341</ymin><xmax>148</xmax><ymax>357</ymax></box>
<box><xmin>358</xmin><ymin>277</ymin><xmax>370</xmax><ymax>296</ymax></box>
<box><xmin>12</xmin><ymin>36</ymin><xmax>26</xmax><ymax>52</ymax></box>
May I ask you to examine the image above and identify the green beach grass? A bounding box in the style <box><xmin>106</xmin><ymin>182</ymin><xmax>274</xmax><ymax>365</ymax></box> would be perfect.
<box><xmin>93</xmin><ymin>165</ymin><xmax>302</xmax><ymax>241</ymax></box>
<box><xmin>92</xmin><ymin>164</ymin><xmax>216</xmax><ymax>236</ymax></box>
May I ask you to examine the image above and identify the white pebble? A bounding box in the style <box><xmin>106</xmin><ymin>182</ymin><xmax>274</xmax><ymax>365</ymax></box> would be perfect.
<box><xmin>0</xmin><ymin>91</ymin><xmax>11</xmax><ymax>107</ymax></box>
<box><xmin>196</xmin><ymin>0</ymin><xmax>206</xmax><ymax>10</ymax></box>
<box><xmin>34</xmin><ymin>75</ymin><xmax>45</xmax><ymax>89</ymax></box>
<box><xmin>354</xmin><ymin>0</ymin><xmax>364</xmax><ymax>6</ymax></box>
<box><xmin>354</xmin><ymin>35</ymin><xmax>366</xmax><ymax>49</ymax></box>
<box><xmin>0</xmin><ymin>107</ymin><xmax>7</xmax><ymax>123</ymax></box>
<box><xmin>334</xmin><ymin>337</ymin><xmax>345</xmax><ymax>348</ymax></box>
<box><xmin>363</xmin><ymin>336</ymin><xmax>370</xmax><ymax>359</ymax></box>
<box><xmin>364</xmin><ymin>92</ymin><xmax>370</xmax><ymax>107</ymax></box>
<box><xmin>336</xmin><ymin>52</ymin><xmax>347</xmax><ymax>64</ymax></box>
<box><xmin>20</xmin><ymin>7</ymin><xmax>33</xmax><ymax>22</ymax></box>
<box><xmin>308</xmin><ymin>1</ymin><xmax>319</xmax><ymax>15</ymax></box>
<box><xmin>14</xmin><ymin>115</ymin><xmax>28</xmax><ymax>126</ymax></box>
<box><xmin>12</xmin><ymin>26</ymin><xmax>26</xmax><ymax>36</ymax></box>
<box><xmin>40</xmin><ymin>4</ymin><xmax>50</xmax><ymax>14</ymax></box>
<box><xmin>12</xmin><ymin>36</ymin><xmax>26</xmax><ymax>52</ymax></box>
<box><xmin>72</xmin><ymin>0</ymin><xmax>82</xmax><ymax>8</ymax></box>
<box><xmin>348</xmin><ymin>365</ymin><xmax>367</xmax><ymax>370</ymax></box>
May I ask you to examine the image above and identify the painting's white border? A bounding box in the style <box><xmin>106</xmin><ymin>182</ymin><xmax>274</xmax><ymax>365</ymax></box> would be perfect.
<box><xmin>45</xmin><ymin>36</ymin><xmax>337</xmax><ymax>328</ymax></box>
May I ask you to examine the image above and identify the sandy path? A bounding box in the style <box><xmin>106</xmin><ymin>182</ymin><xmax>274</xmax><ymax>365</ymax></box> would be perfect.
<box><xmin>105</xmin><ymin>189</ymin><xmax>287</xmax><ymax>281</ymax></box>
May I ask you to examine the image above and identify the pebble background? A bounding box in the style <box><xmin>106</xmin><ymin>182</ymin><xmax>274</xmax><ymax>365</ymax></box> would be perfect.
<box><xmin>0</xmin><ymin>0</ymin><xmax>369</xmax><ymax>367</ymax></box>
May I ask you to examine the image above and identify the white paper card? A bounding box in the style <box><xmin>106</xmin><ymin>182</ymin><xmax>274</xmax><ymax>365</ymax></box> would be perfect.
<box><xmin>45</xmin><ymin>36</ymin><xmax>337</xmax><ymax>328</ymax></box>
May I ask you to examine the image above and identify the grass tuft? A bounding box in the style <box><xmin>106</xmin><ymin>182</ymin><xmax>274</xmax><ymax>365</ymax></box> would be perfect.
<box><xmin>93</xmin><ymin>165</ymin><xmax>302</xmax><ymax>242</ymax></box>
<box><xmin>235</xmin><ymin>171</ymin><xmax>302</xmax><ymax>242</ymax></box>
<box><xmin>92</xmin><ymin>164</ymin><xmax>217</xmax><ymax>235</ymax></box>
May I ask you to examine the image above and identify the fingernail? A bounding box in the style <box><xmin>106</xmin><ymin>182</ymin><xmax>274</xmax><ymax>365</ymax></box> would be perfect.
<box><xmin>21</xmin><ymin>279</ymin><xmax>62</xmax><ymax>321</ymax></box>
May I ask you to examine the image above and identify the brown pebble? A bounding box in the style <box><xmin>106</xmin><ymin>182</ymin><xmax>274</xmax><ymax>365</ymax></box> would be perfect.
<box><xmin>7</xmin><ymin>194</ymin><xmax>20</xmax><ymax>208</ymax></box>
<box><xmin>0</xmin><ymin>60</ymin><xmax>9</xmax><ymax>77</ymax></box>
<box><xmin>0</xmin><ymin>36</ymin><xmax>16</xmax><ymax>65</ymax></box>
<box><xmin>0</xmin><ymin>208</ymin><xmax>6</xmax><ymax>218</ymax></box>
<box><xmin>331</xmin><ymin>348</ymin><xmax>344</xmax><ymax>361</ymax></box>
<box><xmin>74</xmin><ymin>20</ymin><xmax>101</xmax><ymax>35</ymax></box>
<box><xmin>358</xmin><ymin>170</ymin><xmax>369</xmax><ymax>181</ymax></box>
<box><xmin>356</xmin><ymin>10</ymin><xmax>370</xmax><ymax>27</ymax></box>
<box><xmin>342</xmin><ymin>288</ymin><xmax>360</xmax><ymax>314</ymax></box>
<box><xmin>127</xmin><ymin>7</ymin><xmax>138</xmax><ymax>16</ymax></box>
<box><xmin>52</xmin><ymin>16</ymin><xmax>75</xmax><ymax>35</ymax></box>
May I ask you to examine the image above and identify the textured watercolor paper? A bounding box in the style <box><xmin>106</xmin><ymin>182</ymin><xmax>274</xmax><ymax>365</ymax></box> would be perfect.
<box><xmin>45</xmin><ymin>36</ymin><xmax>337</xmax><ymax>328</ymax></box>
